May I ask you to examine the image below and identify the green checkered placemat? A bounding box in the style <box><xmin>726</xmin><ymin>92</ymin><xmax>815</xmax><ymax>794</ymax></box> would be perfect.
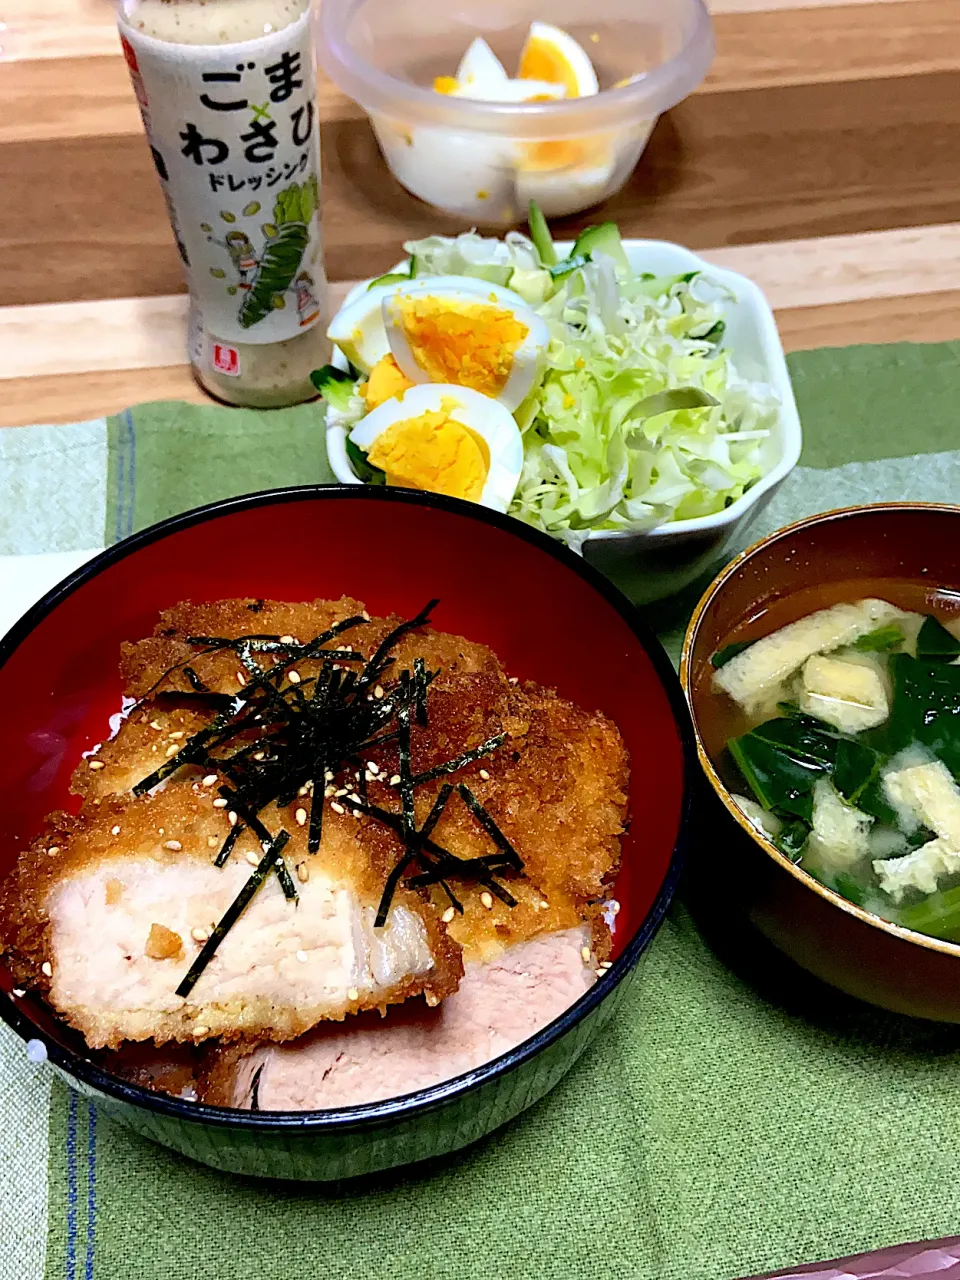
<box><xmin>3</xmin><ymin>342</ymin><xmax>960</xmax><ymax>1280</ymax></box>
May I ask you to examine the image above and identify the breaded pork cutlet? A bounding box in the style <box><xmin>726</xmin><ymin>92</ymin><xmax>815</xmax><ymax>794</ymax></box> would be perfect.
<box><xmin>2</xmin><ymin>782</ymin><xmax>461</xmax><ymax>1049</ymax></box>
<box><xmin>0</xmin><ymin>597</ymin><xmax>629</xmax><ymax>1061</ymax></box>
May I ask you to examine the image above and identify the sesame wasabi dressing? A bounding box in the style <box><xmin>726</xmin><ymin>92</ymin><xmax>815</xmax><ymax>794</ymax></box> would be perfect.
<box><xmin>117</xmin><ymin>0</ymin><xmax>329</xmax><ymax>407</ymax></box>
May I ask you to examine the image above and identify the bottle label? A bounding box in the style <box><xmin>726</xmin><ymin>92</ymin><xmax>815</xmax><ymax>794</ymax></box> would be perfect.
<box><xmin>120</xmin><ymin>12</ymin><xmax>323</xmax><ymax>346</ymax></box>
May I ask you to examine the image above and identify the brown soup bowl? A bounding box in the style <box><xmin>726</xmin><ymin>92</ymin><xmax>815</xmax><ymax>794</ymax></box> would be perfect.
<box><xmin>680</xmin><ymin>503</ymin><xmax>960</xmax><ymax>1023</ymax></box>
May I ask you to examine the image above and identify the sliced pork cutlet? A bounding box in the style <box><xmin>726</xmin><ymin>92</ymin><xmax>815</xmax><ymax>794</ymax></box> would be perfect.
<box><xmin>75</xmin><ymin>596</ymin><xmax>509</xmax><ymax>805</ymax></box>
<box><xmin>117</xmin><ymin>596</ymin><xmax>502</xmax><ymax>703</ymax></box>
<box><xmin>199</xmin><ymin>926</ymin><xmax>596</xmax><ymax>1111</ymax></box>
<box><xmin>0</xmin><ymin>781</ymin><xmax>461</xmax><ymax>1050</ymax></box>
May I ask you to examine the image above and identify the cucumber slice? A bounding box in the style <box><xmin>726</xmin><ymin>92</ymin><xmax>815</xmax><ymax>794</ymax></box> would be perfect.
<box><xmin>310</xmin><ymin>364</ymin><xmax>357</xmax><ymax>411</ymax></box>
<box><xmin>571</xmin><ymin>222</ymin><xmax>629</xmax><ymax>272</ymax></box>
<box><xmin>366</xmin><ymin>271</ymin><xmax>410</xmax><ymax>291</ymax></box>
<box><xmin>527</xmin><ymin>201</ymin><xmax>557</xmax><ymax>267</ymax></box>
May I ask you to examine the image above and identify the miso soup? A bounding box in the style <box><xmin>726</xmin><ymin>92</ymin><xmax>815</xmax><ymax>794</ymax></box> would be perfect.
<box><xmin>699</xmin><ymin>580</ymin><xmax>960</xmax><ymax>942</ymax></box>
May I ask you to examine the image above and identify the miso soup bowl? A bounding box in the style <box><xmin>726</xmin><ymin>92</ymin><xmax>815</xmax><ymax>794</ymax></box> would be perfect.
<box><xmin>0</xmin><ymin>486</ymin><xmax>691</xmax><ymax>1181</ymax></box>
<box><xmin>681</xmin><ymin>503</ymin><xmax>960</xmax><ymax>1023</ymax></box>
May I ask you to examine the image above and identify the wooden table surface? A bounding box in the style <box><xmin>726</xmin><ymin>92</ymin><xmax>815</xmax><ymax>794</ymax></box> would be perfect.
<box><xmin>4</xmin><ymin>0</ymin><xmax>960</xmax><ymax>428</ymax></box>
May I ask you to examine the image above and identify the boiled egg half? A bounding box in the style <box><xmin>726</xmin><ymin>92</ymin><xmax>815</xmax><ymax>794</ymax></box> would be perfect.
<box><xmin>349</xmin><ymin>384</ymin><xmax>524</xmax><ymax>511</ymax></box>
<box><xmin>517</xmin><ymin>22</ymin><xmax>600</xmax><ymax>97</ymax></box>
<box><xmin>328</xmin><ymin>274</ymin><xmax>510</xmax><ymax>374</ymax></box>
<box><xmin>383</xmin><ymin>280</ymin><xmax>548</xmax><ymax>412</ymax></box>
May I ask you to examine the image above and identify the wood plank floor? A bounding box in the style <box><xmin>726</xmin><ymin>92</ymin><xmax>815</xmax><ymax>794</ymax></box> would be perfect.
<box><xmin>3</xmin><ymin>0</ymin><xmax>960</xmax><ymax>425</ymax></box>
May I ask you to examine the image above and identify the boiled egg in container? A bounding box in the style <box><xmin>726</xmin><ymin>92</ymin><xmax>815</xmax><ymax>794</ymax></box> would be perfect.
<box><xmin>383</xmin><ymin>280</ymin><xmax>549</xmax><ymax>412</ymax></box>
<box><xmin>513</xmin><ymin>23</ymin><xmax>616</xmax><ymax>217</ymax></box>
<box><xmin>517</xmin><ymin>22</ymin><xmax>600</xmax><ymax>98</ymax></box>
<box><xmin>327</xmin><ymin>274</ymin><xmax>507</xmax><ymax>374</ymax></box>
<box><xmin>349</xmin><ymin>384</ymin><xmax>524</xmax><ymax>512</ymax></box>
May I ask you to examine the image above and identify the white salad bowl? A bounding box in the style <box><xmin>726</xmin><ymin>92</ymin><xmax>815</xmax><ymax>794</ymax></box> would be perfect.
<box><xmin>326</xmin><ymin>239</ymin><xmax>802</xmax><ymax>605</ymax></box>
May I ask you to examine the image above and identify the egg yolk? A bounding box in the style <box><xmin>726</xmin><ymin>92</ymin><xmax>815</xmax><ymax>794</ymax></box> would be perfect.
<box><xmin>361</xmin><ymin>354</ymin><xmax>414</xmax><ymax>411</ymax></box>
<box><xmin>396</xmin><ymin>298</ymin><xmax>528</xmax><ymax>398</ymax></box>
<box><xmin>518</xmin><ymin>36</ymin><xmax>581</xmax><ymax>98</ymax></box>
<box><xmin>366</xmin><ymin>409</ymin><xmax>490</xmax><ymax>502</ymax></box>
<box><xmin>521</xmin><ymin>138</ymin><xmax>596</xmax><ymax>172</ymax></box>
<box><xmin>433</xmin><ymin>76</ymin><xmax>459</xmax><ymax>95</ymax></box>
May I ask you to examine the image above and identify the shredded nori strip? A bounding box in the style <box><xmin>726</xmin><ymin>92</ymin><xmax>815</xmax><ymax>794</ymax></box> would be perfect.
<box><xmin>249</xmin><ymin>1063</ymin><xmax>265</xmax><ymax>1112</ymax></box>
<box><xmin>176</xmin><ymin>831</ymin><xmax>291</xmax><ymax>998</ymax></box>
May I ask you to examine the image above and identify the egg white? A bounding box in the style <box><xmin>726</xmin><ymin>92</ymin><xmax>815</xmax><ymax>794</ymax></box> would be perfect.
<box><xmin>520</xmin><ymin>22</ymin><xmax>599</xmax><ymax>97</ymax></box>
<box><xmin>515</xmin><ymin>149</ymin><xmax>617</xmax><ymax>218</ymax></box>
<box><xmin>383</xmin><ymin>280</ymin><xmax>548</xmax><ymax>413</ymax></box>
<box><xmin>349</xmin><ymin>383</ymin><xmax>524</xmax><ymax>512</ymax></box>
<box><xmin>328</xmin><ymin>274</ymin><xmax>513</xmax><ymax>373</ymax></box>
<box><xmin>456</xmin><ymin>37</ymin><xmax>508</xmax><ymax>91</ymax></box>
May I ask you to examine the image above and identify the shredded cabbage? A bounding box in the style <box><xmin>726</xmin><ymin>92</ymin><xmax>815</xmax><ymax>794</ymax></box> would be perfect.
<box><xmin>397</xmin><ymin>231</ymin><xmax>781</xmax><ymax>551</ymax></box>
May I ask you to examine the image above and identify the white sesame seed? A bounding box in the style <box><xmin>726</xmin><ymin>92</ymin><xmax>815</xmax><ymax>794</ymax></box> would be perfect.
<box><xmin>207</xmin><ymin>836</ymin><xmax>218</xmax><ymax>849</ymax></box>
<box><xmin>347</xmin><ymin>793</ymin><xmax>361</xmax><ymax>805</ymax></box>
<box><xmin>202</xmin><ymin>774</ymin><xmax>217</xmax><ymax>787</ymax></box>
<box><xmin>191</xmin><ymin>927</ymin><xmax>209</xmax><ymax>943</ymax></box>
<box><xmin>253</xmin><ymin>751</ymin><xmax>265</xmax><ymax>761</ymax></box>
<box><xmin>330</xmin><ymin>801</ymin><xmax>345</xmax><ymax>815</ymax></box>
<box><xmin>47</xmin><ymin>847</ymin><xmax>60</xmax><ymax>857</ymax></box>
<box><xmin>531</xmin><ymin>901</ymin><xmax>540</xmax><ymax>912</ymax></box>
<box><xmin>193</xmin><ymin>1025</ymin><xmax>210</xmax><ymax>1037</ymax></box>
<box><xmin>228</xmin><ymin>810</ymin><xmax>238</xmax><ymax>826</ymax></box>
<box><xmin>324</xmin><ymin>770</ymin><xmax>334</xmax><ymax>781</ymax></box>
<box><xmin>374</xmin><ymin>685</ymin><xmax>384</xmax><ymax>699</ymax></box>
<box><xmin>236</xmin><ymin>670</ymin><xmax>246</xmax><ymax>686</ymax></box>
<box><xmin>150</xmin><ymin>720</ymin><xmax>163</xmax><ymax>731</ymax></box>
<box><xmin>296</xmin><ymin>949</ymin><xmax>308</xmax><ymax>963</ymax></box>
<box><xmin>12</xmin><ymin>989</ymin><xmax>24</xmax><ymax>999</ymax></box>
<box><xmin>441</xmin><ymin>907</ymin><xmax>456</xmax><ymax>924</ymax></box>
<box><xmin>297</xmin><ymin>784</ymin><xmax>309</xmax><ymax>797</ymax></box>
<box><xmin>361</xmin><ymin>610</ymin><xmax>370</xmax><ymax>621</ymax></box>
<box><xmin>335</xmin><ymin>788</ymin><xmax>348</xmax><ymax>797</ymax></box>
<box><xmin>347</xmin><ymin>987</ymin><xmax>359</xmax><ymax>1001</ymax></box>
<box><xmin>279</xmin><ymin>634</ymin><xmax>295</xmax><ymax>644</ymax></box>
<box><xmin>296</xmin><ymin>862</ymin><xmax>309</xmax><ymax>883</ymax></box>
<box><xmin>163</xmin><ymin>840</ymin><xmax>183</xmax><ymax>851</ymax></box>
<box><xmin>480</xmin><ymin>891</ymin><xmax>494</xmax><ymax>910</ymax></box>
<box><xmin>599</xmin><ymin>961</ymin><xmax>612</xmax><ymax>971</ymax></box>
<box><xmin>41</xmin><ymin>962</ymin><xmax>52</xmax><ymax>978</ymax></box>
<box><xmin>366</xmin><ymin>761</ymin><xmax>379</xmax><ymax>775</ymax></box>
<box><xmin>352</xmin><ymin>810</ymin><xmax>362</xmax><ymax>819</ymax></box>
<box><xmin>540</xmin><ymin>900</ymin><xmax>550</xmax><ymax>910</ymax></box>
<box><xmin>213</xmin><ymin>798</ymin><xmax>228</xmax><ymax>808</ymax></box>
<box><xmin>295</xmin><ymin>807</ymin><xmax>307</xmax><ymax>826</ymax></box>
<box><xmin>158</xmin><ymin>828</ymin><xmax>164</xmax><ymax>836</ymax></box>
<box><xmin>508</xmin><ymin>676</ymin><xmax>518</xmax><ymax>685</ymax></box>
<box><xmin>165</xmin><ymin>743</ymin><xmax>179</xmax><ymax>757</ymax></box>
<box><xmin>581</xmin><ymin>946</ymin><xmax>592</xmax><ymax>964</ymax></box>
<box><xmin>479</xmin><ymin>768</ymin><xmax>490</xmax><ymax>781</ymax></box>
<box><xmin>425</xmin><ymin>992</ymin><xmax>440</xmax><ymax>1008</ymax></box>
<box><xmin>389</xmin><ymin>775</ymin><xmax>401</xmax><ymax>786</ymax></box>
<box><xmin>288</xmin><ymin>670</ymin><xmax>301</xmax><ymax>684</ymax></box>
<box><xmin>245</xmin><ymin>850</ymin><xmax>260</xmax><ymax>866</ymax></box>
<box><xmin>324</xmin><ymin>785</ymin><xmax>336</xmax><ymax>798</ymax></box>
<box><xmin>88</xmin><ymin>760</ymin><xmax>105</xmax><ymax>771</ymax></box>
<box><xmin>168</xmin><ymin>730</ymin><xmax>185</xmax><ymax>740</ymax></box>
<box><xmin>111</xmin><ymin>825</ymin><xmax>121</xmax><ymax>836</ymax></box>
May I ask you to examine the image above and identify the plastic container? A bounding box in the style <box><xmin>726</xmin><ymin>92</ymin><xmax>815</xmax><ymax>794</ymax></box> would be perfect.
<box><xmin>118</xmin><ymin>0</ymin><xmax>330</xmax><ymax>407</ymax></box>
<box><xmin>316</xmin><ymin>0</ymin><xmax>713</xmax><ymax>225</ymax></box>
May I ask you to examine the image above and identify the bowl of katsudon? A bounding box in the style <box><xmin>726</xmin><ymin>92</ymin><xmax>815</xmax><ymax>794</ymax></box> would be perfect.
<box><xmin>0</xmin><ymin>486</ymin><xmax>691</xmax><ymax>1180</ymax></box>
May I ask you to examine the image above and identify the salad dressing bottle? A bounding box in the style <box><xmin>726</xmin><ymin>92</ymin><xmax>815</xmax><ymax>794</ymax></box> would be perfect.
<box><xmin>117</xmin><ymin>0</ymin><xmax>329</xmax><ymax>407</ymax></box>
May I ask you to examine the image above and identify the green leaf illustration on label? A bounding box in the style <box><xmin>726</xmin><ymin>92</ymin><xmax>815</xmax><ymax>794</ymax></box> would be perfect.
<box><xmin>238</xmin><ymin>176</ymin><xmax>318</xmax><ymax>330</ymax></box>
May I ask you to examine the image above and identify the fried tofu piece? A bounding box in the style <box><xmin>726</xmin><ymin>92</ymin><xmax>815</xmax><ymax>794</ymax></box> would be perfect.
<box><xmin>0</xmin><ymin>783</ymin><xmax>461</xmax><ymax>1050</ymax></box>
